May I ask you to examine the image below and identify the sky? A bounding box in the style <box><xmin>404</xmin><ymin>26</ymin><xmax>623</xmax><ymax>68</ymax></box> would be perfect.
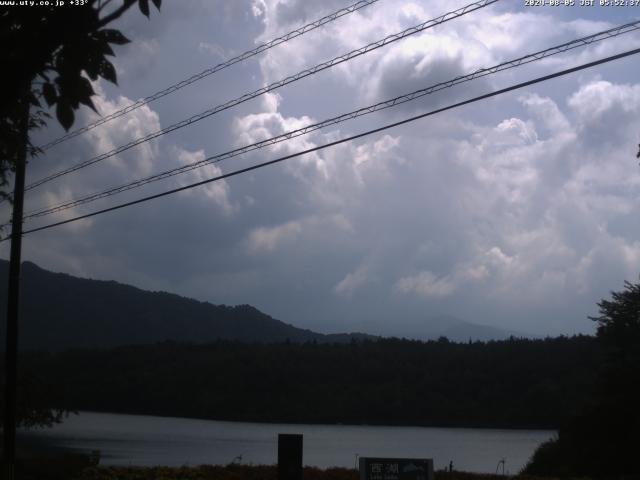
<box><xmin>3</xmin><ymin>0</ymin><xmax>640</xmax><ymax>338</ymax></box>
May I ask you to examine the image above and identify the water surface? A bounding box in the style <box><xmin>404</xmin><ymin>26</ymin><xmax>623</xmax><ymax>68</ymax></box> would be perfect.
<box><xmin>20</xmin><ymin>412</ymin><xmax>554</xmax><ymax>474</ymax></box>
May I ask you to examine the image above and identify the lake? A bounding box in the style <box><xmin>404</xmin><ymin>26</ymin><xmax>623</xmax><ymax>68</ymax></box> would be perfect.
<box><xmin>19</xmin><ymin>412</ymin><xmax>554</xmax><ymax>474</ymax></box>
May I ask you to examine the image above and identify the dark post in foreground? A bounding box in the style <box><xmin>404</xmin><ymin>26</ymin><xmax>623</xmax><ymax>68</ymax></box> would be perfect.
<box><xmin>2</xmin><ymin>102</ymin><xmax>29</xmax><ymax>480</ymax></box>
<box><xmin>278</xmin><ymin>434</ymin><xmax>303</xmax><ymax>480</ymax></box>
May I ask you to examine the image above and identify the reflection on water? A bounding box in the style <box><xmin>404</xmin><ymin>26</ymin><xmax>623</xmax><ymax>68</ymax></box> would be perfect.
<box><xmin>19</xmin><ymin>412</ymin><xmax>554</xmax><ymax>473</ymax></box>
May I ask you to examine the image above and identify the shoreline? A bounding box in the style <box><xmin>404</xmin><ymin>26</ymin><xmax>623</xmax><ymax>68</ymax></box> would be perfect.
<box><xmin>32</xmin><ymin>409</ymin><xmax>560</xmax><ymax>432</ymax></box>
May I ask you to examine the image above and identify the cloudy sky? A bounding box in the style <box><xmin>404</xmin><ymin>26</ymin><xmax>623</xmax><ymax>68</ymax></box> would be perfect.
<box><xmin>3</xmin><ymin>0</ymin><xmax>640</xmax><ymax>338</ymax></box>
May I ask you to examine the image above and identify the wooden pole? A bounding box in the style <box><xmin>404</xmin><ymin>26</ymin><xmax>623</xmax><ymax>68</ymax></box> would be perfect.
<box><xmin>3</xmin><ymin>100</ymin><xmax>29</xmax><ymax>480</ymax></box>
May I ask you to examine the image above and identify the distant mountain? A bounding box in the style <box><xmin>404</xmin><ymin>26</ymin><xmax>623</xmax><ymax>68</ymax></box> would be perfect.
<box><xmin>439</xmin><ymin>319</ymin><xmax>527</xmax><ymax>342</ymax></box>
<box><xmin>377</xmin><ymin>314</ymin><xmax>530</xmax><ymax>343</ymax></box>
<box><xmin>0</xmin><ymin>260</ymin><xmax>374</xmax><ymax>350</ymax></box>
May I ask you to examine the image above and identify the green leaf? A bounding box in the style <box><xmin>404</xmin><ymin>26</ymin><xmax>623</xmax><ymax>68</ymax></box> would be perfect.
<box><xmin>56</xmin><ymin>101</ymin><xmax>75</xmax><ymax>131</ymax></box>
<box><xmin>98</xmin><ymin>29</ymin><xmax>130</xmax><ymax>46</ymax></box>
<box><xmin>42</xmin><ymin>82</ymin><xmax>57</xmax><ymax>107</ymax></box>
<box><xmin>98</xmin><ymin>58</ymin><xmax>117</xmax><ymax>84</ymax></box>
<box><xmin>151</xmin><ymin>0</ymin><xmax>161</xmax><ymax>10</ymax></box>
<box><xmin>138</xmin><ymin>0</ymin><xmax>150</xmax><ymax>17</ymax></box>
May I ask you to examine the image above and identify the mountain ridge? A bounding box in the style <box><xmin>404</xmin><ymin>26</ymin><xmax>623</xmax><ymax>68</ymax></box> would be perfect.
<box><xmin>0</xmin><ymin>260</ymin><xmax>524</xmax><ymax>349</ymax></box>
<box><xmin>0</xmin><ymin>260</ymin><xmax>375</xmax><ymax>350</ymax></box>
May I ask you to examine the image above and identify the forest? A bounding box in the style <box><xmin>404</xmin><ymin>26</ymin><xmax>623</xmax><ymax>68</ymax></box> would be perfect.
<box><xmin>15</xmin><ymin>335</ymin><xmax>598</xmax><ymax>430</ymax></box>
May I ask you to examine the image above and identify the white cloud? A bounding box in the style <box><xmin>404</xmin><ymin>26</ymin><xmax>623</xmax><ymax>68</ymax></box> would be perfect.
<box><xmin>83</xmin><ymin>83</ymin><xmax>162</xmax><ymax>178</ymax></box>
<box><xmin>469</xmin><ymin>12</ymin><xmax>552</xmax><ymax>55</ymax></box>
<box><xmin>252</xmin><ymin>0</ymin><xmax>266</xmax><ymax>18</ymax></box>
<box><xmin>175</xmin><ymin>147</ymin><xmax>234</xmax><ymax>215</ymax></box>
<box><xmin>395</xmin><ymin>271</ymin><xmax>456</xmax><ymax>298</ymax></box>
<box><xmin>568</xmin><ymin>81</ymin><xmax>640</xmax><ymax>147</ymax></box>
<box><xmin>334</xmin><ymin>264</ymin><xmax>370</xmax><ymax>297</ymax></box>
<box><xmin>520</xmin><ymin>94</ymin><xmax>570</xmax><ymax>133</ymax></box>
<box><xmin>233</xmin><ymin>97</ymin><xmax>315</xmax><ymax>149</ymax></box>
<box><xmin>198</xmin><ymin>41</ymin><xmax>226</xmax><ymax>58</ymax></box>
<box><xmin>246</xmin><ymin>220</ymin><xmax>303</xmax><ymax>253</ymax></box>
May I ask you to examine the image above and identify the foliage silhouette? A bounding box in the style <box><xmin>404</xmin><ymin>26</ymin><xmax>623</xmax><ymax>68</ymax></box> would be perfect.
<box><xmin>0</xmin><ymin>0</ymin><xmax>161</xmax><ymax>200</ymax></box>
<box><xmin>524</xmin><ymin>278</ymin><xmax>640</xmax><ymax>478</ymax></box>
<box><xmin>0</xmin><ymin>0</ymin><xmax>161</xmax><ymax>429</ymax></box>
<box><xmin>16</xmin><ymin>335</ymin><xmax>599</xmax><ymax>429</ymax></box>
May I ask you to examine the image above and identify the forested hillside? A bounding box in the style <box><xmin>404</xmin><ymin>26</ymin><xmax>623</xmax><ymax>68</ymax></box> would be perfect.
<box><xmin>18</xmin><ymin>336</ymin><xmax>598</xmax><ymax>429</ymax></box>
<box><xmin>0</xmin><ymin>261</ymin><xmax>372</xmax><ymax>349</ymax></box>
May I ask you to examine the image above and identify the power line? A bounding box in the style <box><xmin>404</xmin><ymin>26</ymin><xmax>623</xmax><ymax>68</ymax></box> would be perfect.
<box><xmin>21</xmin><ymin>20</ymin><xmax>640</xmax><ymax>221</ymax></box>
<box><xmin>37</xmin><ymin>0</ymin><xmax>380</xmax><ymax>151</ymax></box>
<box><xmin>15</xmin><ymin>47</ymin><xmax>640</xmax><ymax>238</ymax></box>
<box><xmin>24</xmin><ymin>0</ymin><xmax>498</xmax><ymax>192</ymax></box>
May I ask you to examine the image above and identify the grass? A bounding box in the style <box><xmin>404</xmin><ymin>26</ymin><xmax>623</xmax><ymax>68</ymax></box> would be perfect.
<box><xmin>15</xmin><ymin>461</ymin><xmax>592</xmax><ymax>480</ymax></box>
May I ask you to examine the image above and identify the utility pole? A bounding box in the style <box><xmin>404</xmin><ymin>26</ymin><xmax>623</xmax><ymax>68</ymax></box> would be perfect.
<box><xmin>3</xmin><ymin>100</ymin><xmax>29</xmax><ymax>480</ymax></box>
